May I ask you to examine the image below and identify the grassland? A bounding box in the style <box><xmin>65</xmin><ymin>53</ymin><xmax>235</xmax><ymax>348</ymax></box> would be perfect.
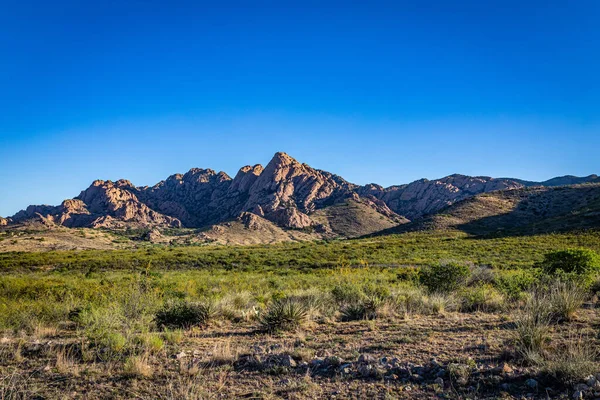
<box><xmin>1</xmin><ymin>230</ymin><xmax>600</xmax><ymax>399</ymax></box>
<box><xmin>3</xmin><ymin>230</ymin><xmax>600</xmax><ymax>272</ymax></box>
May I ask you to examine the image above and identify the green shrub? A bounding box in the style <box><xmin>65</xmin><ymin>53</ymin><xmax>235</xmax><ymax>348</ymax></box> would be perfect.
<box><xmin>541</xmin><ymin>248</ymin><xmax>600</xmax><ymax>277</ymax></box>
<box><xmin>419</xmin><ymin>261</ymin><xmax>471</xmax><ymax>293</ymax></box>
<box><xmin>458</xmin><ymin>285</ymin><xmax>504</xmax><ymax>313</ymax></box>
<box><xmin>259</xmin><ymin>298</ymin><xmax>307</xmax><ymax>332</ymax></box>
<box><xmin>155</xmin><ymin>301</ymin><xmax>215</xmax><ymax>329</ymax></box>
<box><xmin>495</xmin><ymin>270</ymin><xmax>538</xmax><ymax>300</ymax></box>
<box><xmin>331</xmin><ymin>284</ymin><xmax>363</xmax><ymax>305</ymax></box>
<box><xmin>396</xmin><ymin>267</ymin><xmax>419</xmax><ymax>284</ymax></box>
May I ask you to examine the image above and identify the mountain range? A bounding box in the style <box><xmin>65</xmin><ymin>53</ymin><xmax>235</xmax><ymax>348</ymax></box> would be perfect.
<box><xmin>3</xmin><ymin>152</ymin><xmax>599</xmax><ymax>242</ymax></box>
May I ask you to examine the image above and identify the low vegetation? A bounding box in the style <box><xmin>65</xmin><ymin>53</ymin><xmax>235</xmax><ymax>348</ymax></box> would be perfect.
<box><xmin>1</xmin><ymin>231</ymin><xmax>599</xmax><ymax>398</ymax></box>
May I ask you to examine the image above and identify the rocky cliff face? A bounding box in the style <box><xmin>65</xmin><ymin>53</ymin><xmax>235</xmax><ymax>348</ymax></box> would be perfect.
<box><xmin>0</xmin><ymin>217</ymin><xmax>8</xmax><ymax>226</ymax></box>
<box><xmin>358</xmin><ymin>174</ymin><xmax>523</xmax><ymax>219</ymax></box>
<box><xmin>7</xmin><ymin>152</ymin><xmax>596</xmax><ymax>236</ymax></box>
<box><xmin>11</xmin><ymin>180</ymin><xmax>182</xmax><ymax>228</ymax></box>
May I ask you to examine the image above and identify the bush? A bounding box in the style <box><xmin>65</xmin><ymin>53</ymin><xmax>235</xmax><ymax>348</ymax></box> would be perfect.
<box><xmin>541</xmin><ymin>248</ymin><xmax>600</xmax><ymax>277</ymax></box>
<box><xmin>495</xmin><ymin>270</ymin><xmax>538</xmax><ymax>300</ymax></box>
<box><xmin>419</xmin><ymin>261</ymin><xmax>471</xmax><ymax>293</ymax></box>
<box><xmin>259</xmin><ymin>298</ymin><xmax>308</xmax><ymax>332</ymax></box>
<box><xmin>331</xmin><ymin>284</ymin><xmax>363</xmax><ymax>305</ymax></box>
<box><xmin>155</xmin><ymin>301</ymin><xmax>215</xmax><ymax>329</ymax></box>
<box><xmin>425</xmin><ymin>293</ymin><xmax>456</xmax><ymax>315</ymax></box>
<box><xmin>458</xmin><ymin>285</ymin><xmax>504</xmax><ymax>313</ymax></box>
<box><xmin>390</xmin><ymin>287</ymin><xmax>428</xmax><ymax>316</ymax></box>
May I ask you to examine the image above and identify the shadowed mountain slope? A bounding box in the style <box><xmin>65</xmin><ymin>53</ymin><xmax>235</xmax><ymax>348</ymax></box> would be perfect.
<box><xmin>375</xmin><ymin>183</ymin><xmax>600</xmax><ymax>237</ymax></box>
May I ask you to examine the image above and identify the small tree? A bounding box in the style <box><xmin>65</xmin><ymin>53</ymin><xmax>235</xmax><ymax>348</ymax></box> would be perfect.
<box><xmin>419</xmin><ymin>261</ymin><xmax>471</xmax><ymax>293</ymax></box>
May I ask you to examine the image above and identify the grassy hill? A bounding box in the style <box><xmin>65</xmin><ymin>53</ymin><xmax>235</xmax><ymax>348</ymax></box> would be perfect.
<box><xmin>376</xmin><ymin>183</ymin><xmax>600</xmax><ymax>237</ymax></box>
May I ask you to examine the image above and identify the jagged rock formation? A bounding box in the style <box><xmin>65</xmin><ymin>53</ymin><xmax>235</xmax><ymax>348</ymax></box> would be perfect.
<box><xmin>11</xmin><ymin>180</ymin><xmax>181</xmax><ymax>228</ymax></box>
<box><xmin>358</xmin><ymin>174</ymin><xmax>523</xmax><ymax>220</ymax></box>
<box><xmin>0</xmin><ymin>217</ymin><xmax>8</xmax><ymax>226</ymax></box>
<box><xmin>6</xmin><ymin>152</ymin><xmax>598</xmax><ymax>240</ymax></box>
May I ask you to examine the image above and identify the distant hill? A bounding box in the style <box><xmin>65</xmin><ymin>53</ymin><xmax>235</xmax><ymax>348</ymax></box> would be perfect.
<box><xmin>507</xmin><ymin>174</ymin><xmax>599</xmax><ymax>187</ymax></box>
<box><xmin>376</xmin><ymin>183</ymin><xmax>600</xmax><ymax>236</ymax></box>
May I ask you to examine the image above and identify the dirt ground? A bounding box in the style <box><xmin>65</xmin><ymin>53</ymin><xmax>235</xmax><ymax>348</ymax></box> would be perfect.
<box><xmin>1</xmin><ymin>309</ymin><xmax>598</xmax><ymax>399</ymax></box>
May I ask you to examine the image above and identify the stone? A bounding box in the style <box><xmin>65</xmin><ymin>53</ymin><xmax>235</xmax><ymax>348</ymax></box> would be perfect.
<box><xmin>573</xmin><ymin>383</ymin><xmax>589</xmax><ymax>392</ymax></box>
<box><xmin>358</xmin><ymin>354</ymin><xmax>376</xmax><ymax>364</ymax></box>
<box><xmin>278</xmin><ymin>354</ymin><xmax>296</xmax><ymax>368</ymax></box>
<box><xmin>338</xmin><ymin>363</ymin><xmax>352</xmax><ymax>374</ymax></box>
<box><xmin>434</xmin><ymin>377</ymin><xmax>444</xmax><ymax>386</ymax></box>
<box><xmin>324</xmin><ymin>356</ymin><xmax>343</xmax><ymax>367</ymax></box>
<box><xmin>573</xmin><ymin>390</ymin><xmax>583</xmax><ymax>399</ymax></box>
<box><xmin>525</xmin><ymin>379</ymin><xmax>538</xmax><ymax>389</ymax></box>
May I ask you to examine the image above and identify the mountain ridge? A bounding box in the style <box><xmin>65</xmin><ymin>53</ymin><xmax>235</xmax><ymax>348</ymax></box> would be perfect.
<box><xmin>4</xmin><ymin>152</ymin><xmax>599</xmax><ymax>240</ymax></box>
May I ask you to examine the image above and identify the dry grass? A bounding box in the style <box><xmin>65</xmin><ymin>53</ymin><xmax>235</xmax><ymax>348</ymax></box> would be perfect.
<box><xmin>123</xmin><ymin>353</ymin><xmax>153</xmax><ymax>378</ymax></box>
<box><xmin>548</xmin><ymin>281</ymin><xmax>587</xmax><ymax>322</ymax></box>
<box><xmin>512</xmin><ymin>291</ymin><xmax>552</xmax><ymax>362</ymax></box>
<box><xmin>54</xmin><ymin>347</ymin><xmax>80</xmax><ymax>376</ymax></box>
<box><xmin>544</xmin><ymin>333</ymin><xmax>598</xmax><ymax>385</ymax></box>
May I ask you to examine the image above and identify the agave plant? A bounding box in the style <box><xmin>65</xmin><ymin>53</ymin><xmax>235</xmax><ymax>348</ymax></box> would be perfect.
<box><xmin>259</xmin><ymin>298</ymin><xmax>308</xmax><ymax>332</ymax></box>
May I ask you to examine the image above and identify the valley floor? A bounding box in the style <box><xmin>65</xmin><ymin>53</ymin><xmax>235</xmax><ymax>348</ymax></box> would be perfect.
<box><xmin>2</xmin><ymin>230</ymin><xmax>600</xmax><ymax>399</ymax></box>
<box><xmin>2</xmin><ymin>309</ymin><xmax>599</xmax><ymax>399</ymax></box>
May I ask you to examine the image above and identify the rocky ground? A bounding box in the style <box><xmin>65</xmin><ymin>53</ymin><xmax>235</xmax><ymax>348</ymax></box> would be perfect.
<box><xmin>2</xmin><ymin>310</ymin><xmax>598</xmax><ymax>399</ymax></box>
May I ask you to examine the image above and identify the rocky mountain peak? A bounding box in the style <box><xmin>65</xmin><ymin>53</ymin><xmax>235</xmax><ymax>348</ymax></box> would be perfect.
<box><xmin>6</xmin><ymin>151</ymin><xmax>598</xmax><ymax>238</ymax></box>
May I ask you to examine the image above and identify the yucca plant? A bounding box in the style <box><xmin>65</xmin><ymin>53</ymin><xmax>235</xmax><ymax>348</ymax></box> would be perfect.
<box><xmin>155</xmin><ymin>300</ymin><xmax>216</xmax><ymax>329</ymax></box>
<box><xmin>259</xmin><ymin>298</ymin><xmax>308</xmax><ymax>332</ymax></box>
<box><xmin>340</xmin><ymin>296</ymin><xmax>381</xmax><ymax>321</ymax></box>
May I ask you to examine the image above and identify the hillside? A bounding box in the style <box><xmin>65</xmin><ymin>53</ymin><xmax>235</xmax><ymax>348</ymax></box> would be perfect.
<box><xmin>377</xmin><ymin>183</ymin><xmax>600</xmax><ymax>236</ymax></box>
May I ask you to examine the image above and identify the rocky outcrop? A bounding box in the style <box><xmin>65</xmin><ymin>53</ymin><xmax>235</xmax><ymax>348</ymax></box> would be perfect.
<box><xmin>238</xmin><ymin>152</ymin><xmax>352</xmax><ymax>228</ymax></box>
<box><xmin>0</xmin><ymin>216</ymin><xmax>8</xmax><ymax>226</ymax></box>
<box><xmin>11</xmin><ymin>180</ymin><xmax>181</xmax><ymax>228</ymax></box>
<box><xmin>358</xmin><ymin>174</ymin><xmax>523</xmax><ymax>219</ymax></box>
<box><xmin>8</xmin><ymin>152</ymin><xmax>597</xmax><ymax>236</ymax></box>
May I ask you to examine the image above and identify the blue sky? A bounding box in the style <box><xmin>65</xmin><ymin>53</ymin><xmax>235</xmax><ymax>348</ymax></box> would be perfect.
<box><xmin>1</xmin><ymin>1</ymin><xmax>599</xmax><ymax>216</ymax></box>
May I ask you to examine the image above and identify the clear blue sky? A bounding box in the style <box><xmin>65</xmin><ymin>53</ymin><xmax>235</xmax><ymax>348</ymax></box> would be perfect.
<box><xmin>1</xmin><ymin>1</ymin><xmax>599</xmax><ymax>217</ymax></box>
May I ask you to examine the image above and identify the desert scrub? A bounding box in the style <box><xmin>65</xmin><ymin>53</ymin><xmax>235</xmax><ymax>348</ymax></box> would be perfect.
<box><xmin>543</xmin><ymin>333</ymin><xmax>598</xmax><ymax>385</ymax></box>
<box><xmin>390</xmin><ymin>286</ymin><xmax>428</xmax><ymax>316</ymax></box>
<box><xmin>512</xmin><ymin>290</ymin><xmax>553</xmax><ymax>363</ymax></box>
<box><xmin>123</xmin><ymin>353</ymin><xmax>153</xmax><ymax>378</ymax></box>
<box><xmin>458</xmin><ymin>285</ymin><xmax>504</xmax><ymax>313</ymax></box>
<box><xmin>418</xmin><ymin>261</ymin><xmax>471</xmax><ymax>293</ymax></box>
<box><xmin>548</xmin><ymin>281</ymin><xmax>587</xmax><ymax>322</ymax></box>
<box><xmin>424</xmin><ymin>293</ymin><xmax>457</xmax><ymax>315</ymax></box>
<box><xmin>259</xmin><ymin>298</ymin><xmax>308</xmax><ymax>332</ymax></box>
<box><xmin>494</xmin><ymin>269</ymin><xmax>538</xmax><ymax>300</ymax></box>
<box><xmin>340</xmin><ymin>295</ymin><xmax>382</xmax><ymax>321</ymax></box>
<box><xmin>540</xmin><ymin>248</ymin><xmax>600</xmax><ymax>282</ymax></box>
<box><xmin>155</xmin><ymin>300</ymin><xmax>216</xmax><ymax>329</ymax></box>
